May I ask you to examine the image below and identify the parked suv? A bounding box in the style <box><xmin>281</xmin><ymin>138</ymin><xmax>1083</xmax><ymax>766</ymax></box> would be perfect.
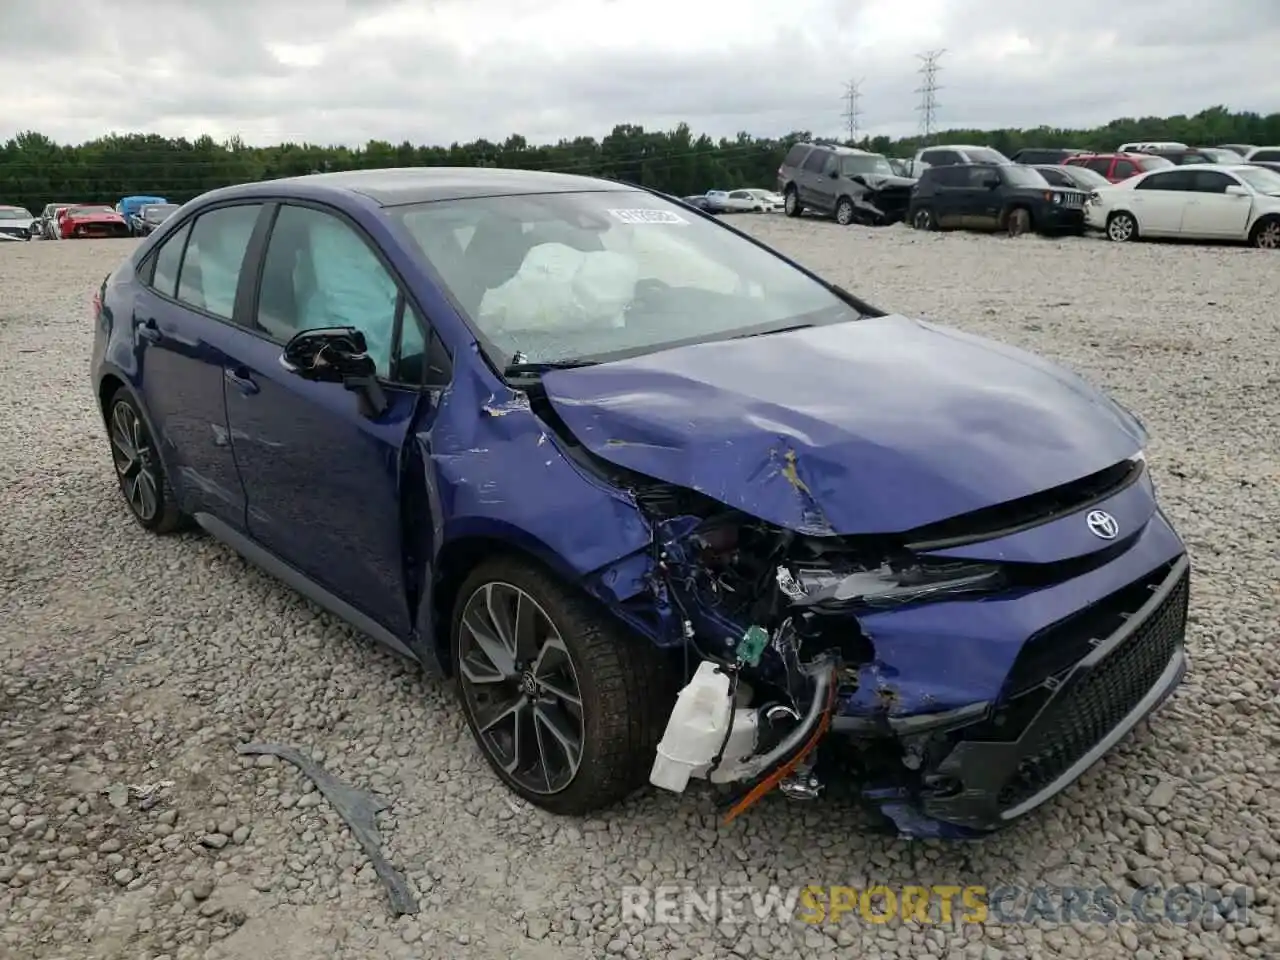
<box><xmin>1065</xmin><ymin>152</ymin><xmax>1173</xmax><ymax>183</ymax></box>
<box><xmin>904</xmin><ymin>144</ymin><xmax>1011</xmax><ymax>177</ymax></box>
<box><xmin>1009</xmin><ymin>147</ymin><xmax>1086</xmax><ymax>165</ymax></box>
<box><xmin>777</xmin><ymin>142</ymin><xmax>916</xmax><ymax>225</ymax></box>
<box><xmin>907</xmin><ymin>162</ymin><xmax>1088</xmax><ymax>236</ymax></box>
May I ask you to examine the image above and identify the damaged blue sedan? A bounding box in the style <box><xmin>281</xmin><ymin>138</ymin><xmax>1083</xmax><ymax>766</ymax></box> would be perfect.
<box><xmin>90</xmin><ymin>168</ymin><xmax>1190</xmax><ymax>838</ymax></box>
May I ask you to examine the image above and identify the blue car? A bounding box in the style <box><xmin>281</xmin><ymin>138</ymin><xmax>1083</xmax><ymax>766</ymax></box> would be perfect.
<box><xmin>90</xmin><ymin>168</ymin><xmax>1189</xmax><ymax>836</ymax></box>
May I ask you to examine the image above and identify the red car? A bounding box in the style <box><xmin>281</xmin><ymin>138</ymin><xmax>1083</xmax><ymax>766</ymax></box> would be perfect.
<box><xmin>1062</xmin><ymin>152</ymin><xmax>1174</xmax><ymax>184</ymax></box>
<box><xmin>57</xmin><ymin>204</ymin><xmax>130</xmax><ymax>239</ymax></box>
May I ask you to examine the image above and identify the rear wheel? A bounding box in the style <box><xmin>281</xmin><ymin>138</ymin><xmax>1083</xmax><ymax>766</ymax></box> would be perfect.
<box><xmin>784</xmin><ymin>187</ymin><xmax>803</xmax><ymax>218</ymax></box>
<box><xmin>1249</xmin><ymin>216</ymin><xmax>1280</xmax><ymax>249</ymax></box>
<box><xmin>835</xmin><ymin>198</ymin><xmax>856</xmax><ymax>226</ymax></box>
<box><xmin>911</xmin><ymin>207</ymin><xmax>936</xmax><ymax>231</ymax></box>
<box><xmin>1106</xmin><ymin>211</ymin><xmax>1138</xmax><ymax>243</ymax></box>
<box><xmin>105</xmin><ymin>389</ymin><xmax>184</xmax><ymax>533</ymax></box>
<box><xmin>452</xmin><ymin>556</ymin><xmax>676</xmax><ymax>814</ymax></box>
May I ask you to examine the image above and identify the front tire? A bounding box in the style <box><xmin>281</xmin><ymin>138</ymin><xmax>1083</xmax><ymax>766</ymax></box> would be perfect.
<box><xmin>1249</xmin><ymin>216</ymin><xmax>1280</xmax><ymax>249</ymax></box>
<box><xmin>1006</xmin><ymin>207</ymin><xmax>1032</xmax><ymax>237</ymax></box>
<box><xmin>911</xmin><ymin>207</ymin><xmax>936</xmax><ymax>231</ymax></box>
<box><xmin>452</xmin><ymin>556</ymin><xmax>675</xmax><ymax>815</ymax></box>
<box><xmin>1106</xmin><ymin>211</ymin><xmax>1138</xmax><ymax>243</ymax></box>
<box><xmin>835</xmin><ymin>198</ymin><xmax>856</xmax><ymax>226</ymax></box>
<box><xmin>105</xmin><ymin>389</ymin><xmax>184</xmax><ymax>533</ymax></box>
<box><xmin>783</xmin><ymin>187</ymin><xmax>803</xmax><ymax>218</ymax></box>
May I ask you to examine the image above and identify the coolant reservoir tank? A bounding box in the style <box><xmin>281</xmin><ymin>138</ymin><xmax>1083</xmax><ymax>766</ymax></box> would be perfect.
<box><xmin>649</xmin><ymin>661</ymin><xmax>733</xmax><ymax>793</ymax></box>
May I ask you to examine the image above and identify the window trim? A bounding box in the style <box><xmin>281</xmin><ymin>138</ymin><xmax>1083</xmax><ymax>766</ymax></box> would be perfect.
<box><xmin>241</xmin><ymin>197</ymin><xmax>451</xmax><ymax>389</ymax></box>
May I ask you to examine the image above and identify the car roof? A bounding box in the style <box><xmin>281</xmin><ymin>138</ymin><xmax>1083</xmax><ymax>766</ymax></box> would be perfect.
<box><xmin>202</xmin><ymin>167</ymin><xmax>638</xmax><ymax>208</ymax></box>
<box><xmin>1135</xmin><ymin>163</ymin><xmax>1254</xmax><ymax>176</ymax></box>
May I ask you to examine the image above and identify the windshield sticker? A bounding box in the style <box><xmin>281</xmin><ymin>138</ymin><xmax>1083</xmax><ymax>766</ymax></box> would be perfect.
<box><xmin>607</xmin><ymin>208</ymin><xmax>688</xmax><ymax>225</ymax></box>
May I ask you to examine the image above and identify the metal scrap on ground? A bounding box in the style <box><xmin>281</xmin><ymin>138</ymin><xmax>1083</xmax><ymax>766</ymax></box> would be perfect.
<box><xmin>234</xmin><ymin>742</ymin><xmax>419</xmax><ymax>916</ymax></box>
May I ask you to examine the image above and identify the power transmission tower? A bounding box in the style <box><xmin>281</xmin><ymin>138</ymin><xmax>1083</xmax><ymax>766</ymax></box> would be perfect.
<box><xmin>915</xmin><ymin>49</ymin><xmax>945</xmax><ymax>143</ymax></box>
<box><xmin>841</xmin><ymin>79</ymin><xmax>864</xmax><ymax>143</ymax></box>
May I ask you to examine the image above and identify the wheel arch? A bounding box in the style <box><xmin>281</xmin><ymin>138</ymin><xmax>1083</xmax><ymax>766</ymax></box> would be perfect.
<box><xmin>425</xmin><ymin>527</ymin><xmax>650</xmax><ymax>677</ymax></box>
<box><xmin>1248</xmin><ymin>212</ymin><xmax>1280</xmax><ymax>245</ymax></box>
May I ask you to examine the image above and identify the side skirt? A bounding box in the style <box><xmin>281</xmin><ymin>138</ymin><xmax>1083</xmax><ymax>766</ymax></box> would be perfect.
<box><xmin>192</xmin><ymin>511</ymin><xmax>421</xmax><ymax>664</ymax></box>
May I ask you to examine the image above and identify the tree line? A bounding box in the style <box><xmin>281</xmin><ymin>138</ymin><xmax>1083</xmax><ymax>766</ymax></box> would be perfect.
<box><xmin>2</xmin><ymin>106</ymin><xmax>1277</xmax><ymax>215</ymax></box>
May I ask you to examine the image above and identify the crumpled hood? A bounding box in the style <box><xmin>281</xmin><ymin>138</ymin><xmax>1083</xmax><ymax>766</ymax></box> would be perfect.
<box><xmin>541</xmin><ymin>315</ymin><xmax>1145</xmax><ymax>536</ymax></box>
<box><xmin>859</xmin><ymin>174</ymin><xmax>917</xmax><ymax>190</ymax></box>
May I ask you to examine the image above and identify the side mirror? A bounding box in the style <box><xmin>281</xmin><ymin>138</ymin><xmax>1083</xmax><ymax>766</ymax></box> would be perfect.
<box><xmin>1224</xmin><ymin>184</ymin><xmax>1249</xmax><ymax>196</ymax></box>
<box><xmin>850</xmin><ymin>174</ymin><xmax>867</xmax><ymax>186</ymax></box>
<box><xmin>280</xmin><ymin>326</ymin><xmax>388</xmax><ymax>417</ymax></box>
<box><xmin>828</xmin><ymin>169</ymin><xmax>839</xmax><ymax>179</ymax></box>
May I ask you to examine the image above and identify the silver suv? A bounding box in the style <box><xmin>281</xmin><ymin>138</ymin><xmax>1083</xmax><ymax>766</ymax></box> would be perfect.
<box><xmin>776</xmin><ymin>142</ymin><xmax>917</xmax><ymax>226</ymax></box>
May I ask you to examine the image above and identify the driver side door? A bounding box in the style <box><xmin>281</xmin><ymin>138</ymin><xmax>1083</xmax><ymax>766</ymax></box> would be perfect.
<box><xmin>221</xmin><ymin>201</ymin><xmax>437</xmax><ymax>641</ymax></box>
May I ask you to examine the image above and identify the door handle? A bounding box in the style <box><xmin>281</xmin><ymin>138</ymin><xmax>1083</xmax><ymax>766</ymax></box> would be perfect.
<box><xmin>224</xmin><ymin>367</ymin><xmax>260</xmax><ymax>395</ymax></box>
<box><xmin>138</xmin><ymin>318</ymin><xmax>161</xmax><ymax>342</ymax></box>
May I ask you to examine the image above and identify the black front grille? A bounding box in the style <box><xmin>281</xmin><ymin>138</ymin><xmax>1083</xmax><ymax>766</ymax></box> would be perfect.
<box><xmin>995</xmin><ymin>567</ymin><xmax>1188</xmax><ymax>809</ymax></box>
<box><xmin>903</xmin><ymin>457</ymin><xmax>1144</xmax><ymax>550</ymax></box>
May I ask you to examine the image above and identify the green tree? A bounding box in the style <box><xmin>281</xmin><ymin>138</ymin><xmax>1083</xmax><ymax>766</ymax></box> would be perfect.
<box><xmin>3</xmin><ymin>106</ymin><xmax>1277</xmax><ymax>215</ymax></box>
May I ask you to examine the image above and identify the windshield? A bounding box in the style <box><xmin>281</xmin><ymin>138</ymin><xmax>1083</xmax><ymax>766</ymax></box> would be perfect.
<box><xmin>0</xmin><ymin>207</ymin><xmax>32</xmax><ymax>220</ymax></box>
<box><xmin>1060</xmin><ymin>165</ymin><xmax>1110</xmax><ymax>187</ymax></box>
<box><xmin>1234</xmin><ymin>166</ymin><xmax>1280</xmax><ymax>195</ymax></box>
<box><xmin>840</xmin><ymin>154</ymin><xmax>895</xmax><ymax>177</ymax></box>
<box><xmin>392</xmin><ymin>191</ymin><xmax>858</xmax><ymax>368</ymax></box>
<box><xmin>1001</xmin><ymin>165</ymin><xmax>1050</xmax><ymax>187</ymax></box>
<box><xmin>1138</xmin><ymin>156</ymin><xmax>1174</xmax><ymax>170</ymax></box>
<box><xmin>143</xmin><ymin>204</ymin><xmax>178</xmax><ymax>220</ymax></box>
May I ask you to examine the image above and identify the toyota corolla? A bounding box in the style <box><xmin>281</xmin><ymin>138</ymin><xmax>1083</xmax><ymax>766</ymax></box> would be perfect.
<box><xmin>90</xmin><ymin>168</ymin><xmax>1189</xmax><ymax>837</ymax></box>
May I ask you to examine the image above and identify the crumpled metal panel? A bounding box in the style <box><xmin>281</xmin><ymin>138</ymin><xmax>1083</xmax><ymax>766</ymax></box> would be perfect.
<box><xmin>540</xmin><ymin>315</ymin><xmax>1145</xmax><ymax>536</ymax></box>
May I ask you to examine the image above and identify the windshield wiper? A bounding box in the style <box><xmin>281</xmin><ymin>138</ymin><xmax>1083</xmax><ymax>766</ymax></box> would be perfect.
<box><xmin>502</xmin><ymin>359</ymin><xmax>597</xmax><ymax>378</ymax></box>
<box><xmin>730</xmin><ymin>322</ymin><xmax>815</xmax><ymax>341</ymax></box>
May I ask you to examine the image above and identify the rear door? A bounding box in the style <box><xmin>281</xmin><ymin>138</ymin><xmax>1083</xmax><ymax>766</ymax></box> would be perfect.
<box><xmin>1178</xmin><ymin>170</ymin><xmax>1252</xmax><ymax>238</ymax></box>
<box><xmin>796</xmin><ymin>148</ymin><xmax>829</xmax><ymax>207</ymax></box>
<box><xmin>130</xmin><ymin>203</ymin><xmax>266</xmax><ymax>525</ymax></box>
<box><xmin>1129</xmin><ymin>169</ymin><xmax>1193</xmax><ymax>234</ymax></box>
<box><xmin>221</xmin><ymin>201</ymin><xmax>438</xmax><ymax>638</ymax></box>
<box><xmin>932</xmin><ymin>167</ymin><xmax>977</xmax><ymax>228</ymax></box>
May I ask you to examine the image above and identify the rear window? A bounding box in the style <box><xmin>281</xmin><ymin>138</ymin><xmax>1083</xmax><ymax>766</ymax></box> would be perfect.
<box><xmin>800</xmin><ymin>149</ymin><xmax>829</xmax><ymax>173</ymax></box>
<box><xmin>965</xmin><ymin>147</ymin><xmax>1011</xmax><ymax>164</ymax></box>
<box><xmin>783</xmin><ymin>144</ymin><xmax>810</xmax><ymax>168</ymax></box>
<box><xmin>1138</xmin><ymin>156</ymin><xmax>1174</xmax><ymax>170</ymax></box>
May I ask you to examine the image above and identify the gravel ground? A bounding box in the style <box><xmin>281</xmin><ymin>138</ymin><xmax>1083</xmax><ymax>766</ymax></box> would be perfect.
<box><xmin>1</xmin><ymin>224</ymin><xmax>1277</xmax><ymax>960</ymax></box>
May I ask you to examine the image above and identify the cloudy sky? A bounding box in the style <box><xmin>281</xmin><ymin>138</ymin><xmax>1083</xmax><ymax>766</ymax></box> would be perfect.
<box><xmin>3</xmin><ymin>0</ymin><xmax>1278</xmax><ymax>147</ymax></box>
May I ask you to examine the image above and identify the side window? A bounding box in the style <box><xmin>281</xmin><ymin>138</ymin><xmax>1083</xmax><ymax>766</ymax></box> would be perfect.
<box><xmin>149</xmin><ymin>221</ymin><xmax>191</xmax><ymax>297</ymax></box>
<box><xmin>728</xmin><ymin>191</ymin><xmax>750</xmax><ymax>199</ymax></box>
<box><xmin>783</xmin><ymin>144</ymin><xmax>810</xmax><ymax>167</ymax></box>
<box><xmin>1112</xmin><ymin>160</ymin><xmax>1139</xmax><ymax>179</ymax></box>
<box><xmin>1084</xmin><ymin>158</ymin><xmax>1112</xmax><ymax>176</ymax></box>
<box><xmin>1252</xmin><ymin>149</ymin><xmax>1280</xmax><ymax>161</ymax></box>
<box><xmin>966</xmin><ymin>167</ymin><xmax>995</xmax><ymax>187</ymax></box>
<box><xmin>1136</xmin><ymin>171</ymin><xmax>1191</xmax><ymax>191</ymax></box>
<box><xmin>800</xmin><ymin>149</ymin><xmax>828</xmax><ymax>173</ymax></box>
<box><xmin>255</xmin><ymin>204</ymin><xmax>400</xmax><ymax>378</ymax></box>
<box><xmin>1189</xmin><ymin>171</ymin><xmax>1234</xmax><ymax>193</ymax></box>
<box><xmin>1038</xmin><ymin>168</ymin><xmax>1068</xmax><ymax>186</ymax></box>
<box><xmin>821</xmin><ymin>153</ymin><xmax>839</xmax><ymax>176</ymax></box>
<box><xmin>176</xmin><ymin>205</ymin><xmax>263</xmax><ymax>319</ymax></box>
<box><xmin>930</xmin><ymin>167</ymin><xmax>967</xmax><ymax>187</ymax></box>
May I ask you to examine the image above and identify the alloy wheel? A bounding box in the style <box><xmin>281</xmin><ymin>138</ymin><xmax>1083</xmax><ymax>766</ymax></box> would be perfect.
<box><xmin>109</xmin><ymin>400</ymin><xmax>160</xmax><ymax>522</ymax></box>
<box><xmin>1255</xmin><ymin>221</ymin><xmax>1280</xmax><ymax>249</ymax></box>
<box><xmin>913</xmin><ymin>208</ymin><xmax>933</xmax><ymax>230</ymax></box>
<box><xmin>1107</xmin><ymin>214</ymin><xmax>1135</xmax><ymax>242</ymax></box>
<box><xmin>784</xmin><ymin>191</ymin><xmax>799</xmax><ymax>215</ymax></box>
<box><xmin>836</xmin><ymin>200</ymin><xmax>855</xmax><ymax>225</ymax></box>
<box><xmin>457</xmin><ymin>581</ymin><xmax>585</xmax><ymax>795</ymax></box>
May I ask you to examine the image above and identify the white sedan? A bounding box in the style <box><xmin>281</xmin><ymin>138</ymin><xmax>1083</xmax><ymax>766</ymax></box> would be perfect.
<box><xmin>1085</xmin><ymin>163</ymin><xmax>1280</xmax><ymax>248</ymax></box>
<box><xmin>705</xmin><ymin>189</ymin><xmax>774</xmax><ymax>213</ymax></box>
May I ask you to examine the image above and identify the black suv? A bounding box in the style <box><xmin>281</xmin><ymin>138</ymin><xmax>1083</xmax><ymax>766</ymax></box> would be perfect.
<box><xmin>907</xmin><ymin>162</ymin><xmax>1088</xmax><ymax>236</ymax></box>
<box><xmin>1009</xmin><ymin>147</ymin><xmax>1087</xmax><ymax>165</ymax></box>
<box><xmin>776</xmin><ymin>142</ymin><xmax>917</xmax><ymax>225</ymax></box>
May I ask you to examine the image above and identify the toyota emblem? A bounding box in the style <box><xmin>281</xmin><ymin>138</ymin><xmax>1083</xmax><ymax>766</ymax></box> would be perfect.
<box><xmin>1086</xmin><ymin>510</ymin><xmax>1119</xmax><ymax>540</ymax></box>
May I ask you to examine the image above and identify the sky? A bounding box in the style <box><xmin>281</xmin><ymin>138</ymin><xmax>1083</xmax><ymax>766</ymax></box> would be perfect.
<box><xmin>2</xmin><ymin>0</ymin><xmax>1278</xmax><ymax>147</ymax></box>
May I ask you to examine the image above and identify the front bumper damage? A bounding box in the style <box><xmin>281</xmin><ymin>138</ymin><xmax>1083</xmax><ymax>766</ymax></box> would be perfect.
<box><xmin>633</xmin><ymin>459</ymin><xmax>1189</xmax><ymax>837</ymax></box>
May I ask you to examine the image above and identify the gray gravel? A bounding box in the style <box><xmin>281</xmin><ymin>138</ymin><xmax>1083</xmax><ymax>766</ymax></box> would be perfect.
<box><xmin>2</xmin><ymin>225</ymin><xmax>1278</xmax><ymax>960</ymax></box>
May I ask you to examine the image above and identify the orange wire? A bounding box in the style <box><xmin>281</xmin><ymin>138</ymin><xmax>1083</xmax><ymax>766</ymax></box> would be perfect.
<box><xmin>721</xmin><ymin>669</ymin><xmax>839</xmax><ymax>826</ymax></box>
